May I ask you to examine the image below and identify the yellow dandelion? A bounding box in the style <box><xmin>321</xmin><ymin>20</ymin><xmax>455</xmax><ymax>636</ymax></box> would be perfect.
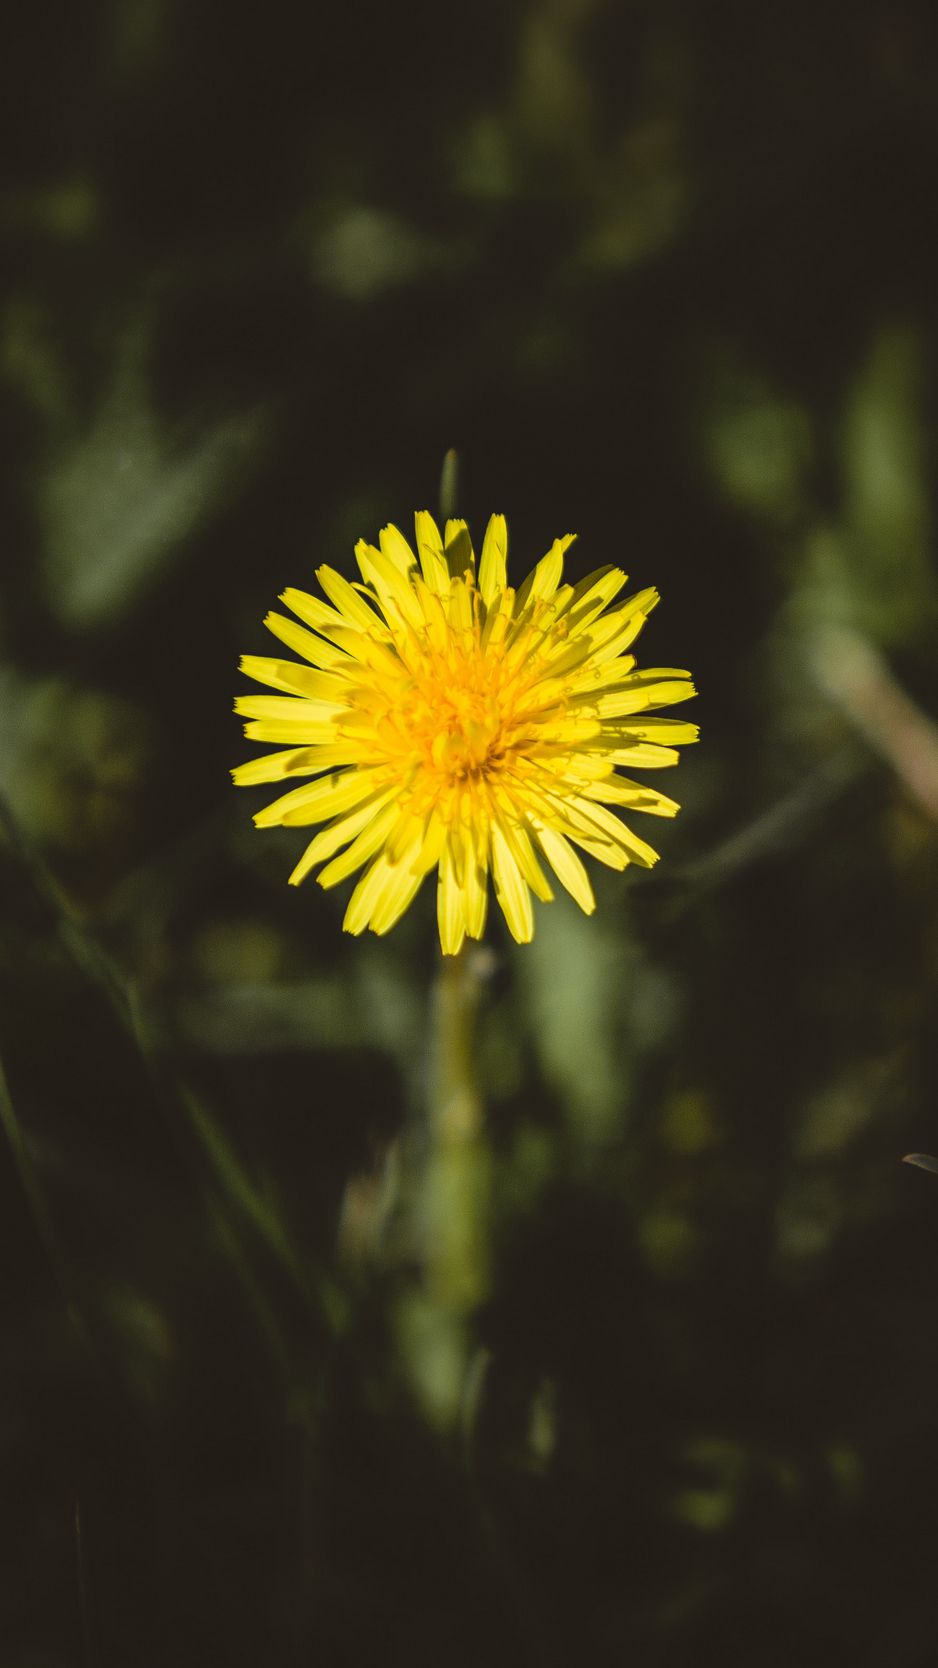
<box><xmin>233</xmin><ymin>513</ymin><xmax>698</xmax><ymax>953</ymax></box>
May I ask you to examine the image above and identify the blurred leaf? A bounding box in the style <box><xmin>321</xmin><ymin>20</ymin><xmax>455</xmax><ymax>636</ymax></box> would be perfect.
<box><xmin>522</xmin><ymin>891</ymin><xmax>677</xmax><ymax>1144</ymax></box>
<box><xmin>701</xmin><ymin>352</ymin><xmax>812</xmax><ymax>524</ymax></box>
<box><xmin>40</xmin><ymin>323</ymin><xmax>263</xmax><ymax>626</ymax></box>
<box><xmin>311</xmin><ymin>207</ymin><xmax>441</xmax><ymax>301</ymax></box>
<box><xmin>840</xmin><ymin>325</ymin><xmax>935</xmax><ymax>643</ymax></box>
<box><xmin>0</xmin><ymin>177</ymin><xmax>97</xmax><ymax>242</ymax></box>
<box><xmin>0</xmin><ymin>673</ymin><xmax>152</xmax><ymax>869</ymax></box>
<box><xmin>2</xmin><ymin>298</ymin><xmax>73</xmax><ymax>425</ymax></box>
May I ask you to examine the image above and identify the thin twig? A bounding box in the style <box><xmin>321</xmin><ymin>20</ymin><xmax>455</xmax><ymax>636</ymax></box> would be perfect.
<box><xmin>812</xmin><ymin>625</ymin><xmax>938</xmax><ymax>821</ymax></box>
<box><xmin>0</xmin><ymin>1047</ymin><xmax>88</xmax><ymax>1347</ymax></box>
<box><xmin>669</xmin><ymin>749</ymin><xmax>863</xmax><ymax>894</ymax></box>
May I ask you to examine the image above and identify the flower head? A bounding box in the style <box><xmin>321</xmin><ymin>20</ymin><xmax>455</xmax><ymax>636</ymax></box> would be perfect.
<box><xmin>233</xmin><ymin>513</ymin><xmax>697</xmax><ymax>952</ymax></box>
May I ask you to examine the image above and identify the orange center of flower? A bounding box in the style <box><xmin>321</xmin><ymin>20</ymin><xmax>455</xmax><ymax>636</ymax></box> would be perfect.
<box><xmin>393</xmin><ymin>667</ymin><xmax>512</xmax><ymax>785</ymax></box>
<box><xmin>359</xmin><ymin>592</ymin><xmax>565</xmax><ymax>799</ymax></box>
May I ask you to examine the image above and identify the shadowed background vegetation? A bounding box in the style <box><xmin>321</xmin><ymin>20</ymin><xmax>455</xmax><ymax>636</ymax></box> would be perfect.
<box><xmin>4</xmin><ymin>2</ymin><xmax>938</xmax><ymax>1663</ymax></box>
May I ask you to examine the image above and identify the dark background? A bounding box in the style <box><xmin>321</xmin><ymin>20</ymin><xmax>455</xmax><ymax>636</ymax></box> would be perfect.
<box><xmin>4</xmin><ymin>2</ymin><xmax>938</xmax><ymax>1663</ymax></box>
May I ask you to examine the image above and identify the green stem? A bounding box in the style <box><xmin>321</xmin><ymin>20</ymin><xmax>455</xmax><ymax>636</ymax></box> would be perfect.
<box><xmin>425</xmin><ymin>942</ymin><xmax>489</xmax><ymax>1309</ymax></box>
<box><xmin>396</xmin><ymin>942</ymin><xmax>491</xmax><ymax>1430</ymax></box>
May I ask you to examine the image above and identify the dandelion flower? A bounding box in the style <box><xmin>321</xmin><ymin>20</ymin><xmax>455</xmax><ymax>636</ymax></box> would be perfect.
<box><xmin>233</xmin><ymin>513</ymin><xmax>697</xmax><ymax>952</ymax></box>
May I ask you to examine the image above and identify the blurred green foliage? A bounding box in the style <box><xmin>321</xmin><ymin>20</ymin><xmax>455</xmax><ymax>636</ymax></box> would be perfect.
<box><xmin>4</xmin><ymin>2</ymin><xmax>938</xmax><ymax>1664</ymax></box>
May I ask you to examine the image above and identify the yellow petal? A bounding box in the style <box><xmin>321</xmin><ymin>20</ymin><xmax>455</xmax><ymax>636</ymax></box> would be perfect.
<box><xmin>231</xmin><ymin>745</ymin><xmax>349</xmax><ymax>786</ymax></box>
<box><xmin>500</xmin><ymin>820</ymin><xmax>553</xmax><ymax>902</ymax></box>
<box><xmin>437</xmin><ymin>847</ymin><xmax>466</xmax><ymax>955</ymax></box>
<box><xmin>369</xmin><ymin>850</ymin><xmax>425</xmax><ymax>934</ymax></box>
<box><xmin>316</xmin><ymin>566</ymin><xmax>384</xmax><ymax>631</ymax></box>
<box><xmin>254</xmin><ymin>767</ymin><xmax>384</xmax><ymax>828</ymax></box>
<box><xmin>513</xmin><ymin>535</ymin><xmax>575</xmax><ymax>616</ymax></box>
<box><xmin>491</xmin><ymin>824</ymin><xmax>534</xmax><ymax>942</ymax></box>
<box><xmin>463</xmin><ymin>827</ymin><xmax>489</xmax><ymax>939</ymax></box>
<box><xmin>535</xmin><ymin>825</ymin><xmax>596</xmax><ymax>915</ymax></box>
<box><xmin>604</xmin><ymin>717</ymin><xmax>700</xmax><ymax>745</ymax></box>
<box><xmin>444</xmin><ymin>519</ymin><xmax>475</xmax><ymax>579</ymax></box>
<box><xmin>478</xmin><ymin>514</ymin><xmax>507</xmax><ymax>605</ymax></box>
<box><xmin>563</xmin><ymin>566</ymin><xmax>627</xmax><ymax>632</ymax></box>
<box><xmin>385</xmin><ymin>809</ymin><xmax>425</xmax><ymax>866</ymax></box>
<box><xmin>378</xmin><ymin>523</ymin><xmax>417</xmax><ymax>573</ymax></box>
<box><xmin>578</xmin><ymin>588</ymin><xmax>659</xmax><ymax>666</ymax></box>
<box><xmin>238</xmin><ymin>656</ymin><xmax>346</xmax><ymax>701</ymax></box>
<box><xmin>263</xmin><ymin>611</ymin><xmax>349</xmax><ymax>669</ymax></box>
<box><xmin>568</xmin><ymin>797</ymin><xmax>660</xmax><ymax>867</ymax></box>
<box><xmin>341</xmin><ymin>848</ymin><xmax>424</xmax><ymax>935</ymax></box>
<box><xmin>565</xmin><ymin>831</ymin><xmax>631</xmax><ymax>871</ymax></box>
<box><xmin>412</xmin><ymin>812</ymin><xmax>448</xmax><ymax>877</ymax></box>
<box><xmin>589</xmin><ymin>674</ymin><xmax>696</xmax><ymax>720</ymax></box>
<box><xmin>354</xmin><ymin>541</ymin><xmax>424</xmax><ymax>630</ymax></box>
<box><xmin>568</xmin><ymin>654</ymin><xmax>639</xmax><ymax>695</ymax></box>
<box><xmin>414</xmin><ymin>511</ymin><xmax>449</xmax><ymax>592</ymax></box>
<box><xmin>447</xmin><ymin>574</ymin><xmax>474</xmax><ymax>635</ymax></box>
<box><xmin>234</xmin><ymin>694</ymin><xmax>344</xmax><ymax>724</ymax></box>
<box><xmin>585</xmin><ymin>777</ymin><xmax>680</xmax><ymax>817</ymax></box>
<box><xmin>280</xmin><ymin>588</ymin><xmax>365</xmax><ymax>653</ymax></box>
<box><xmin>343</xmin><ymin>855</ymin><xmax>395</xmax><ymax>936</ymax></box>
<box><xmin>242</xmin><ymin>718</ymin><xmax>343</xmax><ymax>744</ymax></box>
<box><xmin>479</xmin><ymin>586</ymin><xmax>514</xmax><ymax>651</ymax></box>
<box><xmin>525</xmin><ymin>786</ymin><xmax>631</xmax><ymax>869</ymax></box>
<box><xmin>316</xmin><ymin>801</ymin><xmax>402</xmax><ymax>887</ymax></box>
<box><xmin>288</xmin><ymin>788</ymin><xmax>398</xmax><ymax>883</ymax></box>
<box><xmin>604</xmin><ymin>743</ymin><xmax>681</xmax><ymax>769</ymax></box>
